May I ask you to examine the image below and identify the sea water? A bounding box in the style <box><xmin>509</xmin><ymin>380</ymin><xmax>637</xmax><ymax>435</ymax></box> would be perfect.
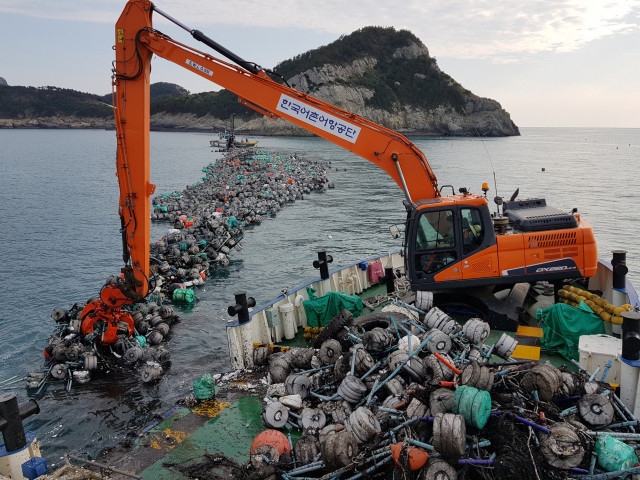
<box><xmin>0</xmin><ymin>127</ymin><xmax>638</xmax><ymax>465</ymax></box>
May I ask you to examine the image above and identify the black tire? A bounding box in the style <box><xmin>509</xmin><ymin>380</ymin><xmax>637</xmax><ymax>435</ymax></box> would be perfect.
<box><xmin>313</xmin><ymin>309</ymin><xmax>353</xmax><ymax>348</ymax></box>
<box><xmin>351</xmin><ymin>312</ymin><xmax>411</xmax><ymax>334</ymax></box>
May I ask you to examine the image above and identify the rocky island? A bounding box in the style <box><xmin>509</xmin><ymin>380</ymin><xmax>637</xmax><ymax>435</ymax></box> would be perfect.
<box><xmin>0</xmin><ymin>27</ymin><xmax>518</xmax><ymax>137</ymax></box>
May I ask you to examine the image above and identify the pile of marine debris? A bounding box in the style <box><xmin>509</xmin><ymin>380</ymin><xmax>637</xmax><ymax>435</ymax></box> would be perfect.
<box><xmin>150</xmin><ymin>149</ymin><xmax>329</xmax><ymax>296</ymax></box>
<box><xmin>28</xmin><ymin>148</ymin><xmax>330</xmax><ymax>392</ymax></box>
<box><xmin>186</xmin><ymin>298</ymin><xmax>640</xmax><ymax>480</ymax></box>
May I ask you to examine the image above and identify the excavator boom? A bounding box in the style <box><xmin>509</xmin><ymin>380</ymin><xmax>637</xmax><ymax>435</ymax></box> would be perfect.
<box><xmin>112</xmin><ymin>0</ymin><xmax>597</xmax><ymax>304</ymax></box>
<box><xmin>113</xmin><ymin>0</ymin><xmax>439</xmax><ymax>299</ymax></box>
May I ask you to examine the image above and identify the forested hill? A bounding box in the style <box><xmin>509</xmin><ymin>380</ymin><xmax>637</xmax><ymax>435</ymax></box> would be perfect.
<box><xmin>0</xmin><ymin>27</ymin><xmax>519</xmax><ymax>136</ymax></box>
<box><xmin>0</xmin><ymin>82</ymin><xmax>187</xmax><ymax>129</ymax></box>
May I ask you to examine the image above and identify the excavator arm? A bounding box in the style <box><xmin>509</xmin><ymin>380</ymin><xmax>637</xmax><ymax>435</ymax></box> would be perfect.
<box><xmin>111</xmin><ymin>1</ymin><xmax>597</xmax><ymax>310</ymax></box>
<box><xmin>112</xmin><ymin>0</ymin><xmax>440</xmax><ymax>301</ymax></box>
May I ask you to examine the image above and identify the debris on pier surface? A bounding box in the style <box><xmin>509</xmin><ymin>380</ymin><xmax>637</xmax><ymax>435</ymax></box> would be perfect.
<box><xmin>28</xmin><ymin>148</ymin><xmax>329</xmax><ymax>392</ymax></box>
<box><xmin>180</xmin><ymin>296</ymin><xmax>640</xmax><ymax>480</ymax></box>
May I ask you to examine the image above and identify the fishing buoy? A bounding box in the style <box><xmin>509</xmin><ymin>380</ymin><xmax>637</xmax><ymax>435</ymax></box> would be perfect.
<box><xmin>460</xmin><ymin>361</ymin><xmax>494</xmax><ymax>391</ymax></box>
<box><xmin>453</xmin><ymin>385</ymin><xmax>491</xmax><ymax>429</ymax></box>
<box><xmin>72</xmin><ymin>370</ymin><xmax>90</xmax><ymax>385</ymax></box>
<box><xmin>318</xmin><ymin>339</ymin><xmax>342</xmax><ymax>365</ymax></box>
<box><xmin>293</xmin><ymin>435</ymin><xmax>320</xmax><ymax>466</ymax></box>
<box><xmin>425</xmin><ymin>329</ymin><xmax>452</xmax><ymax>355</ymax></box>
<box><xmin>398</xmin><ymin>334</ymin><xmax>421</xmax><ymax>354</ymax></box>
<box><xmin>172</xmin><ymin>288</ymin><xmax>195</xmax><ymax>303</ymax></box>
<box><xmin>321</xmin><ymin>430</ymin><xmax>359</xmax><ymax>468</ymax></box>
<box><xmin>424</xmin><ymin>353</ymin><xmax>455</xmax><ymax>386</ymax></box>
<box><xmin>406</xmin><ymin>398</ymin><xmax>428</xmax><ymax>420</ymax></box>
<box><xmin>347</xmin><ymin>406</ymin><xmax>381</xmax><ymax>443</ymax></box>
<box><xmin>124</xmin><ymin>346</ymin><xmax>143</xmax><ymax>363</ymax></box>
<box><xmin>578</xmin><ymin>393</ymin><xmax>614</xmax><ymax>426</ymax></box>
<box><xmin>289</xmin><ymin>347</ymin><xmax>314</xmax><ymax>369</ymax></box>
<box><xmin>253</xmin><ymin>345</ymin><xmax>271</xmax><ymax>366</ymax></box>
<box><xmin>352</xmin><ymin>345</ymin><xmax>376</xmax><ymax>376</ymax></box>
<box><xmin>299</xmin><ymin>407</ymin><xmax>326</xmax><ymax>430</ymax></box>
<box><xmin>415</xmin><ymin>290</ymin><xmax>433</xmax><ymax>312</ymax></box>
<box><xmin>430</xmin><ymin>388</ymin><xmax>455</xmax><ymax>415</ymax></box>
<box><xmin>462</xmin><ymin>318</ymin><xmax>490</xmax><ymax>344</ymax></box>
<box><xmin>432</xmin><ymin>413</ymin><xmax>466</xmax><ymax>457</ymax></box>
<box><xmin>50</xmin><ymin>363</ymin><xmax>68</xmax><ymax>380</ymax></box>
<box><xmin>540</xmin><ymin>423</ymin><xmax>585</xmax><ymax>468</ymax></box>
<box><xmin>140</xmin><ymin>362</ymin><xmax>163</xmax><ymax>383</ymax></box>
<box><xmin>337</xmin><ymin>375</ymin><xmax>367</xmax><ymax>404</ymax></box>
<box><xmin>268</xmin><ymin>353</ymin><xmax>291</xmax><ymax>384</ymax></box>
<box><xmin>261</xmin><ymin>401</ymin><xmax>289</xmax><ymax>429</ymax></box>
<box><xmin>391</xmin><ymin>442</ymin><xmax>430</xmax><ymax>470</ymax></box>
<box><xmin>388</xmin><ymin>350</ymin><xmax>426</xmax><ymax>380</ymax></box>
<box><xmin>421</xmin><ymin>458</ymin><xmax>457</xmax><ymax>480</ymax></box>
<box><xmin>250</xmin><ymin>429</ymin><xmax>291</xmax><ymax>456</ymax></box>
<box><xmin>521</xmin><ymin>363</ymin><xmax>562</xmax><ymax>401</ymax></box>
<box><xmin>493</xmin><ymin>333</ymin><xmax>518</xmax><ymax>358</ymax></box>
<box><xmin>424</xmin><ymin>307</ymin><xmax>454</xmax><ymax>331</ymax></box>
<box><xmin>284</xmin><ymin>374</ymin><xmax>311</xmax><ymax>399</ymax></box>
<box><xmin>362</xmin><ymin>327</ymin><xmax>395</xmax><ymax>352</ymax></box>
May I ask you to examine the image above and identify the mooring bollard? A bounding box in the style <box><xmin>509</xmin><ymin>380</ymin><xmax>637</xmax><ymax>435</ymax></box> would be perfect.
<box><xmin>0</xmin><ymin>393</ymin><xmax>40</xmax><ymax>452</ymax></box>
<box><xmin>313</xmin><ymin>251</ymin><xmax>333</xmax><ymax>280</ymax></box>
<box><xmin>227</xmin><ymin>291</ymin><xmax>256</xmax><ymax>324</ymax></box>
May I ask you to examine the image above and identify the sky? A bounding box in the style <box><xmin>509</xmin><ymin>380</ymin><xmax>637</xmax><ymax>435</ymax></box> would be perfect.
<box><xmin>0</xmin><ymin>0</ymin><xmax>639</xmax><ymax>128</ymax></box>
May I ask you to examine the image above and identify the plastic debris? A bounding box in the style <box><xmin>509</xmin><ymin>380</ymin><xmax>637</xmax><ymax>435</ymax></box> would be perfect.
<box><xmin>178</xmin><ymin>298</ymin><xmax>640</xmax><ymax>480</ymax></box>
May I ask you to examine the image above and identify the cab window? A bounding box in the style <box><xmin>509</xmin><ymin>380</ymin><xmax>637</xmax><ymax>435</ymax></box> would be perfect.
<box><xmin>414</xmin><ymin>209</ymin><xmax>457</xmax><ymax>275</ymax></box>
<box><xmin>415</xmin><ymin>209</ymin><xmax>455</xmax><ymax>250</ymax></box>
<box><xmin>461</xmin><ymin>207</ymin><xmax>484</xmax><ymax>255</ymax></box>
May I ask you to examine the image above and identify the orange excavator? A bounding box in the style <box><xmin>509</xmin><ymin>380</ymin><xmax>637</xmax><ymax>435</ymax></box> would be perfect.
<box><xmin>85</xmin><ymin>0</ymin><xmax>597</xmax><ymax>339</ymax></box>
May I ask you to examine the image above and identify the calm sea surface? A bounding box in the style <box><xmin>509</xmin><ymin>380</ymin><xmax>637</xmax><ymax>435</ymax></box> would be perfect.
<box><xmin>0</xmin><ymin>127</ymin><xmax>638</xmax><ymax>465</ymax></box>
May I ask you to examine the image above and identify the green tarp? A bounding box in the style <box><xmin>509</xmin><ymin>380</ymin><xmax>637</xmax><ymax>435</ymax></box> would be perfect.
<box><xmin>303</xmin><ymin>287</ymin><xmax>363</xmax><ymax>328</ymax></box>
<box><xmin>538</xmin><ymin>301</ymin><xmax>605</xmax><ymax>361</ymax></box>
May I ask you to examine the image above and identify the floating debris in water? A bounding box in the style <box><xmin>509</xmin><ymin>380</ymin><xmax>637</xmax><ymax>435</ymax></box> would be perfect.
<box><xmin>28</xmin><ymin>148</ymin><xmax>330</xmax><ymax>392</ymax></box>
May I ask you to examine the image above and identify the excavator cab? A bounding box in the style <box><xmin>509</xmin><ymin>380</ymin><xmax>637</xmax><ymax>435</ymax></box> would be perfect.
<box><xmin>405</xmin><ymin>197</ymin><xmax>498</xmax><ymax>290</ymax></box>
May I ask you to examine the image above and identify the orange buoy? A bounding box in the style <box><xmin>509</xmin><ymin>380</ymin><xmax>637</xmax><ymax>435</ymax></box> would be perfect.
<box><xmin>390</xmin><ymin>442</ymin><xmax>429</xmax><ymax>471</ymax></box>
<box><xmin>250</xmin><ymin>429</ymin><xmax>291</xmax><ymax>456</ymax></box>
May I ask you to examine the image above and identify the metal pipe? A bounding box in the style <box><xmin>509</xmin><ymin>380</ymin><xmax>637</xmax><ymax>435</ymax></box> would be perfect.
<box><xmin>368</xmin><ymin>335</ymin><xmax>432</xmax><ymax>398</ymax></box>
<box><xmin>434</xmin><ymin>352</ymin><xmax>461</xmax><ymax>375</ymax></box>
<box><xmin>405</xmin><ymin>438</ymin><xmax>436</xmax><ymax>451</ymax></box>
<box><xmin>391</xmin><ymin>153</ymin><xmax>412</xmax><ymax>204</ymax></box>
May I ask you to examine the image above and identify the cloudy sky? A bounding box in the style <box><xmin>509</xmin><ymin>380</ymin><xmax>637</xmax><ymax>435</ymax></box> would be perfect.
<box><xmin>1</xmin><ymin>0</ymin><xmax>638</xmax><ymax>127</ymax></box>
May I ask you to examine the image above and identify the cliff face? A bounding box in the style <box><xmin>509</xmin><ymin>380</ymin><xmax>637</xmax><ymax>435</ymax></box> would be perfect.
<box><xmin>151</xmin><ymin>38</ymin><xmax>518</xmax><ymax>136</ymax></box>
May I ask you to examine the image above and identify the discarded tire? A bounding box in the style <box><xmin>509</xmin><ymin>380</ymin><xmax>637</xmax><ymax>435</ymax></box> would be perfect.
<box><xmin>313</xmin><ymin>309</ymin><xmax>353</xmax><ymax>348</ymax></box>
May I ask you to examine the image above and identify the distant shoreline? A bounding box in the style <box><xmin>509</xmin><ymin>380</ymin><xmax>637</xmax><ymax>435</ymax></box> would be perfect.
<box><xmin>0</xmin><ymin>121</ymin><xmax>520</xmax><ymax>137</ymax></box>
